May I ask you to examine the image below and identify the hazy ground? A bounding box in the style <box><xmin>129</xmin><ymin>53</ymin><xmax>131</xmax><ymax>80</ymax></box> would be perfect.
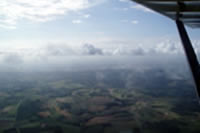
<box><xmin>0</xmin><ymin>62</ymin><xmax>200</xmax><ymax>133</ymax></box>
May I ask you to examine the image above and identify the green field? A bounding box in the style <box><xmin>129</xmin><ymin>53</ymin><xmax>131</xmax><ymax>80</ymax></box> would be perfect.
<box><xmin>0</xmin><ymin>70</ymin><xmax>200</xmax><ymax>133</ymax></box>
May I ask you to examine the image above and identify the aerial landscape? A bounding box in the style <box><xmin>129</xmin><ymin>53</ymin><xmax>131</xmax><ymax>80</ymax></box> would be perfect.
<box><xmin>0</xmin><ymin>65</ymin><xmax>200</xmax><ymax>133</ymax></box>
<box><xmin>0</xmin><ymin>0</ymin><xmax>200</xmax><ymax>133</ymax></box>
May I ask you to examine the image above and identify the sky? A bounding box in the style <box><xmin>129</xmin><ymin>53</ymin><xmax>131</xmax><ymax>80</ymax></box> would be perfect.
<box><xmin>0</xmin><ymin>0</ymin><xmax>200</xmax><ymax>72</ymax></box>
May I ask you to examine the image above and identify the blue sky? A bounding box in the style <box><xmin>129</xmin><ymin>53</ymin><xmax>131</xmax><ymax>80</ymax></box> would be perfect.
<box><xmin>0</xmin><ymin>0</ymin><xmax>199</xmax><ymax>57</ymax></box>
<box><xmin>0</xmin><ymin>0</ymin><xmax>199</xmax><ymax>72</ymax></box>
<box><xmin>0</xmin><ymin>0</ymin><xmax>199</xmax><ymax>46</ymax></box>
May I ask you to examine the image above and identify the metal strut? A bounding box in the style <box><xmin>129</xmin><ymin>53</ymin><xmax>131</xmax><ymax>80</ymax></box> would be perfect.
<box><xmin>176</xmin><ymin>20</ymin><xmax>200</xmax><ymax>98</ymax></box>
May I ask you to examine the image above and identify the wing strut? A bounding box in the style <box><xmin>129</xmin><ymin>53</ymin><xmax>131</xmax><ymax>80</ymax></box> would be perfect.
<box><xmin>176</xmin><ymin>20</ymin><xmax>200</xmax><ymax>98</ymax></box>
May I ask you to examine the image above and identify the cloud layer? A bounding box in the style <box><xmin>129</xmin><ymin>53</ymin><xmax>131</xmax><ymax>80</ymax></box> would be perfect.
<box><xmin>0</xmin><ymin>39</ymin><xmax>198</xmax><ymax>72</ymax></box>
<box><xmin>0</xmin><ymin>0</ymin><xmax>102</xmax><ymax>28</ymax></box>
<box><xmin>1</xmin><ymin>39</ymin><xmax>200</xmax><ymax>64</ymax></box>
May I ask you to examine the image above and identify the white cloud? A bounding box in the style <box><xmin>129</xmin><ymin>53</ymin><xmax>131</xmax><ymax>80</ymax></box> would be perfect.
<box><xmin>131</xmin><ymin>47</ymin><xmax>146</xmax><ymax>56</ymax></box>
<box><xmin>131</xmin><ymin>4</ymin><xmax>155</xmax><ymax>13</ymax></box>
<box><xmin>0</xmin><ymin>24</ymin><xmax>16</xmax><ymax>29</ymax></box>
<box><xmin>153</xmin><ymin>40</ymin><xmax>182</xmax><ymax>54</ymax></box>
<box><xmin>72</xmin><ymin>19</ymin><xmax>82</xmax><ymax>24</ymax></box>
<box><xmin>119</xmin><ymin>0</ymin><xmax>129</xmax><ymax>2</ymax></box>
<box><xmin>131</xmin><ymin>20</ymin><xmax>138</xmax><ymax>24</ymax></box>
<box><xmin>44</xmin><ymin>44</ymin><xmax>75</xmax><ymax>56</ymax></box>
<box><xmin>0</xmin><ymin>0</ymin><xmax>103</xmax><ymax>29</ymax></box>
<box><xmin>120</xmin><ymin>19</ymin><xmax>138</xmax><ymax>24</ymax></box>
<box><xmin>82</xmin><ymin>44</ymin><xmax>103</xmax><ymax>55</ymax></box>
<box><xmin>1</xmin><ymin>39</ymin><xmax>200</xmax><ymax>62</ymax></box>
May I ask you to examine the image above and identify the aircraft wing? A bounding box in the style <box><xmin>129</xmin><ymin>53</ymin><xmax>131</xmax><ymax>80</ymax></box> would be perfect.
<box><xmin>131</xmin><ymin>0</ymin><xmax>200</xmax><ymax>100</ymax></box>
<box><xmin>131</xmin><ymin>0</ymin><xmax>200</xmax><ymax>28</ymax></box>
